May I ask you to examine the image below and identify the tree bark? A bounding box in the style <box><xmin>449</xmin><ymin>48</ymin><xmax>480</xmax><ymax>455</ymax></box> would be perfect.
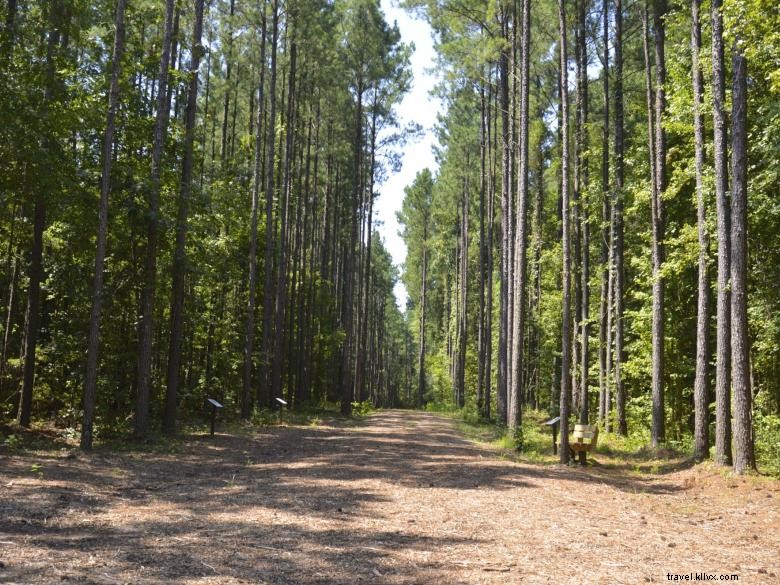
<box><xmin>18</xmin><ymin>9</ymin><xmax>62</xmax><ymax>428</ymax></box>
<box><xmin>341</xmin><ymin>78</ymin><xmax>364</xmax><ymax>416</ymax></box>
<box><xmin>241</xmin><ymin>13</ymin><xmax>267</xmax><ymax>418</ymax></box>
<box><xmin>271</xmin><ymin>42</ymin><xmax>297</xmax><ymax>405</ymax></box>
<box><xmin>614</xmin><ymin>0</ymin><xmax>627</xmax><ymax>436</ymax></box>
<box><xmin>558</xmin><ymin>0</ymin><xmax>572</xmax><ymax>464</ymax></box>
<box><xmin>711</xmin><ymin>0</ymin><xmax>732</xmax><ymax>466</ymax></box>
<box><xmin>163</xmin><ymin>0</ymin><xmax>206</xmax><ymax>435</ymax></box>
<box><xmin>509</xmin><ymin>0</ymin><xmax>530</xmax><ymax>436</ymax></box>
<box><xmin>418</xmin><ymin>217</ymin><xmax>428</xmax><ymax>407</ymax></box>
<box><xmin>17</xmin><ymin>198</ymin><xmax>44</xmax><ymax>428</ymax></box>
<box><xmin>457</xmin><ymin>186</ymin><xmax>468</xmax><ymax>408</ymax></box>
<box><xmin>650</xmin><ymin>0</ymin><xmax>667</xmax><ymax>448</ymax></box>
<box><xmin>260</xmin><ymin>0</ymin><xmax>280</xmax><ymax>412</ymax></box>
<box><xmin>598</xmin><ymin>0</ymin><xmax>610</xmax><ymax>426</ymax></box>
<box><xmin>691</xmin><ymin>0</ymin><xmax>710</xmax><ymax>461</ymax></box>
<box><xmin>477</xmin><ymin>76</ymin><xmax>487</xmax><ymax>416</ymax></box>
<box><xmin>220</xmin><ymin>0</ymin><xmax>236</xmax><ymax>164</ymax></box>
<box><xmin>81</xmin><ymin>0</ymin><xmax>127</xmax><ymax>449</ymax></box>
<box><xmin>485</xmin><ymin>75</ymin><xmax>496</xmax><ymax>419</ymax></box>
<box><xmin>134</xmin><ymin>0</ymin><xmax>176</xmax><ymax>438</ymax></box>
<box><xmin>497</xmin><ymin>9</ymin><xmax>510</xmax><ymax>425</ymax></box>
<box><xmin>729</xmin><ymin>47</ymin><xmax>755</xmax><ymax>474</ymax></box>
<box><xmin>576</xmin><ymin>0</ymin><xmax>589</xmax><ymax>425</ymax></box>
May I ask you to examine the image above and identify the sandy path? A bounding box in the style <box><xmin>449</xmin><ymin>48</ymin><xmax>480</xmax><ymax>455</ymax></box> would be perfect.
<box><xmin>1</xmin><ymin>410</ymin><xmax>779</xmax><ymax>584</ymax></box>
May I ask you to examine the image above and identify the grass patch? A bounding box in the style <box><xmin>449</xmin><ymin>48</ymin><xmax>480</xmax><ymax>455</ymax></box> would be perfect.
<box><xmin>435</xmin><ymin>407</ymin><xmax>559</xmax><ymax>465</ymax></box>
<box><xmin>439</xmin><ymin>406</ymin><xmax>708</xmax><ymax>474</ymax></box>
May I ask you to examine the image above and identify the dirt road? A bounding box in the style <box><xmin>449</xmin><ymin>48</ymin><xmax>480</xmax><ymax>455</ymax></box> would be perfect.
<box><xmin>1</xmin><ymin>411</ymin><xmax>778</xmax><ymax>584</ymax></box>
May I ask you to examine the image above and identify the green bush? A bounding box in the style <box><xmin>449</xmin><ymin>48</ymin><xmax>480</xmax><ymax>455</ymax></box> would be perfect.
<box><xmin>754</xmin><ymin>393</ymin><xmax>780</xmax><ymax>476</ymax></box>
<box><xmin>350</xmin><ymin>401</ymin><xmax>374</xmax><ymax>417</ymax></box>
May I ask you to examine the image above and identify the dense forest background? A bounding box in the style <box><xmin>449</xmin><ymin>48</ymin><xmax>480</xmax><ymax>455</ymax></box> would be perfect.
<box><xmin>0</xmin><ymin>0</ymin><xmax>416</xmax><ymax>447</ymax></box>
<box><xmin>1</xmin><ymin>0</ymin><xmax>779</xmax><ymax>475</ymax></box>
<box><xmin>398</xmin><ymin>0</ymin><xmax>780</xmax><ymax>475</ymax></box>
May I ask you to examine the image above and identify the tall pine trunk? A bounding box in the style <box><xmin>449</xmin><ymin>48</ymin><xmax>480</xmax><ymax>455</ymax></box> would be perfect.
<box><xmin>81</xmin><ymin>0</ymin><xmax>127</xmax><ymax>449</ymax></box>
<box><xmin>509</xmin><ymin>0</ymin><xmax>530</xmax><ymax>436</ymax></box>
<box><xmin>163</xmin><ymin>0</ymin><xmax>206</xmax><ymax>435</ymax></box>
<box><xmin>729</xmin><ymin>48</ymin><xmax>755</xmax><ymax>474</ymax></box>
<box><xmin>691</xmin><ymin>0</ymin><xmax>710</xmax><ymax>461</ymax></box>
<box><xmin>614</xmin><ymin>0</ymin><xmax>627</xmax><ymax>436</ymax></box>
<box><xmin>650</xmin><ymin>0</ymin><xmax>667</xmax><ymax>447</ymax></box>
<box><xmin>134</xmin><ymin>0</ymin><xmax>176</xmax><ymax>438</ymax></box>
<box><xmin>242</xmin><ymin>13</ymin><xmax>267</xmax><ymax>418</ymax></box>
<box><xmin>576</xmin><ymin>0</ymin><xmax>590</xmax><ymax>425</ymax></box>
<box><xmin>558</xmin><ymin>0</ymin><xmax>572</xmax><ymax>464</ymax></box>
<box><xmin>418</xmin><ymin>219</ymin><xmax>428</xmax><ymax>407</ymax></box>
<box><xmin>271</xmin><ymin>42</ymin><xmax>297</xmax><ymax>404</ymax></box>
<box><xmin>18</xmin><ymin>8</ymin><xmax>63</xmax><ymax>428</ymax></box>
<box><xmin>260</xmin><ymin>0</ymin><xmax>280</xmax><ymax>412</ymax></box>
<box><xmin>598</xmin><ymin>0</ymin><xmax>610</xmax><ymax>426</ymax></box>
<box><xmin>497</xmin><ymin>9</ymin><xmax>510</xmax><ymax>425</ymax></box>
<box><xmin>711</xmin><ymin>0</ymin><xmax>732</xmax><ymax>466</ymax></box>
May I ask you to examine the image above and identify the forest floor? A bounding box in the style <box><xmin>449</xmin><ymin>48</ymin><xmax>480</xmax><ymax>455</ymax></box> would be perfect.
<box><xmin>1</xmin><ymin>410</ymin><xmax>779</xmax><ymax>585</ymax></box>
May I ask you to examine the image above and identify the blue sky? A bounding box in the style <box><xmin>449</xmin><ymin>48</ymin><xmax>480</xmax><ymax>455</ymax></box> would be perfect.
<box><xmin>376</xmin><ymin>0</ymin><xmax>442</xmax><ymax>309</ymax></box>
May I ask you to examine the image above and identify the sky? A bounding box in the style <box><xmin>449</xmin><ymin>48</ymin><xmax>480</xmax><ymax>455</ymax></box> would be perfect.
<box><xmin>376</xmin><ymin>0</ymin><xmax>442</xmax><ymax>310</ymax></box>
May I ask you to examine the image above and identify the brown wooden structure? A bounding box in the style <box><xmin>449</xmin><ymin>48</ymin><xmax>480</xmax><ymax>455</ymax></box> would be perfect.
<box><xmin>558</xmin><ymin>423</ymin><xmax>599</xmax><ymax>465</ymax></box>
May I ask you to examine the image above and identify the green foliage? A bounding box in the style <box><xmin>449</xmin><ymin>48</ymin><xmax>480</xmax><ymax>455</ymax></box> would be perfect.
<box><xmin>350</xmin><ymin>400</ymin><xmax>374</xmax><ymax>417</ymax></box>
<box><xmin>754</xmin><ymin>393</ymin><xmax>780</xmax><ymax>476</ymax></box>
<box><xmin>0</xmin><ymin>0</ymin><xmax>415</xmax><ymax>433</ymax></box>
<box><xmin>2</xmin><ymin>433</ymin><xmax>21</xmax><ymax>450</ymax></box>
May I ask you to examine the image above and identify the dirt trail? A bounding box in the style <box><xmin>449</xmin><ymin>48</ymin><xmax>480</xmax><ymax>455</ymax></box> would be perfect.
<box><xmin>1</xmin><ymin>411</ymin><xmax>779</xmax><ymax>584</ymax></box>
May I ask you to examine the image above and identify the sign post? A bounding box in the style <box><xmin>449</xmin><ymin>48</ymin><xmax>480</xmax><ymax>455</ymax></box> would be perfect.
<box><xmin>543</xmin><ymin>416</ymin><xmax>561</xmax><ymax>454</ymax></box>
<box><xmin>207</xmin><ymin>398</ymin><xmax>223</xmax><ymax>436</ymax></box>
<box><xmin>275</xmin><ymin>397</ymin><xmax>288</xmax><ymax>424</ymax></box>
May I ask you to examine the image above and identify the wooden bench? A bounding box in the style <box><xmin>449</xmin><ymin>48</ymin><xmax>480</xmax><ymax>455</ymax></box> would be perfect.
<box><xmin>558</xmin><ymin>424</ymin><xmax>599</xmax><ymax>465</ymax></box>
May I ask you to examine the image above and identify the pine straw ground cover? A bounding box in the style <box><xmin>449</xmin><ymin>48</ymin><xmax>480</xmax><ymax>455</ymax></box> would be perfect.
<box><xmin>1</xmin><ymin>411</ymin><xmax>778</xmax><ymax>585</ymax></box>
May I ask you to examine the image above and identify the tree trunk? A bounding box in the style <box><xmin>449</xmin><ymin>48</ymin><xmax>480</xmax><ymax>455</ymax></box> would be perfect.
<box><xmin>271</xmin><ymin>42</ymin><xmax>297</xmax><ymax>405</ymax></box>
<box><xmin>163</xmin><ymin>0</ymin><xmax>206</xmax><ymax>435</ymax></box>
<box><xmin>81</xmin><ymin>0</ymin><xmax>127</xmax><ymax>449</ymax></box>
<box><xmin>729</xmin><ymin>48</ymin><xmax>755</xmax><ymax>474</ymax></box>
<box><xmin>356</xmin><ymin>97</ymin><xmax>379</xmax><ymax>404</ymax></box>
<box><xmin>691</xmin><ymin>0</ymin><xmax>710</xmax><ymax>461</ymax></box>
<box><xmin>497</xmin><ymin>10</ymin><xmax>510</xmax><ymax>425</ymax></box>
<box><xmin>458</xmin><ymin>185</ymin><xmax>468</xmax><ymax>408</ymax></box>
<box><xmin>18</xmin><ymin>9</ymin><xmax>62</xmax><ymax>428</ymax></box>
<box><xmin>509</xmin><ymin>0</ymin><xmax>530</xmax><ymax>437</ymax></box>
<box><xmin>341</xmin><ymin>79</ymin><xmax>364</xmax><ymax>416</ymax></box>
<box><xmin>598</xmin><ymin>0</ymin><xmax>610</xmax><ymax>426</ymax></box>
<box><xmin>241</xmin><ymin>13</ymin><xmax>267</xmax><ymax>418</ymax></box>
<box><xmin>576</xmin><ymin>0</ymin><xmax>590</xmax><ymax>425</ymax></box>
<box><xmin>711</xmin><ymin>0</ymin><xmax>732</xmax><ymax>466</ymax></box>
<box><xmin>260</xmin><ymin>0</ymin><xmax>280</xmax><ymax>412</ymax></box>
<box><xmin>558</xmin><ymin>0</ymin><xmax>572</xmax><ymax>464</ymax></box>
<box><xmin>477</xmin><ymin>77</ymin><xmax>487</xmax><ymax>416</ymax></box>
<box><xmin>17</xmin><ymin>198</ymin><xmax>44</xmax><ymax>428</ymax></box>
<box><xmin>485</xmin><ymin>75</ymin><xmax>496</xmax><ymax>419</ymax></box>
<box><xmin>0</xmin><ymin>239</ymin><xmax>19</xmax><ymax>397</ymax></box>
<box><xmin>650</xmin><ymin>0</ymin><xmax>667</xmax><ymax>448</ymax></box>
<box><xmin>418</xmin><ymin>219</ymin><xmax>428</xmax><ymax>407</ymax></box>
<box><xmin>134</xmin><ymin>0</ymin><xmax>176</xmax><ymax>438</ymax></box>
<box><xmin>614</xmin><ymin>0</ymin><xmax>627</xmax><ymax>436</ymax></box>
<box><xmin>4</xmin><ymin>0</ymin><xmax>17</xmax><ymax>48</ymax></box>
<box><xmin>220</xmin><ymin>0</ymin><xmax>236</xmax><ymax>164</ymax></box>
